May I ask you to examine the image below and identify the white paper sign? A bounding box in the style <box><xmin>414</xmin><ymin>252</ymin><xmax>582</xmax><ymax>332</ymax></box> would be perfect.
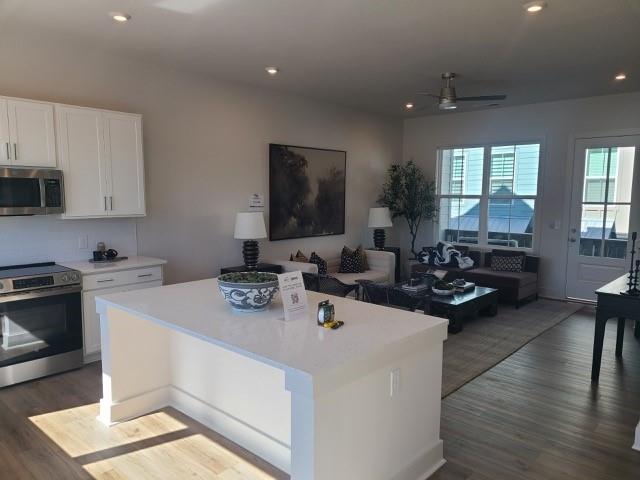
<box><xmin>277</xmin><ymin>271</ymin><xmax>309</xmax><ymax>321</ymax></box>
<box><xmin>249</xmin><ymin>193</ymin><xmax>265</xmax><ymax>210</ymax></box>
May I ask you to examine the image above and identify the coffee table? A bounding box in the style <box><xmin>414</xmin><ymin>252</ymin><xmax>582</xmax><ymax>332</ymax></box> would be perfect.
<box><xmin>393</xmin><ymin>284</ymin><xmax>498</xmax><ymax>333</ymax></box>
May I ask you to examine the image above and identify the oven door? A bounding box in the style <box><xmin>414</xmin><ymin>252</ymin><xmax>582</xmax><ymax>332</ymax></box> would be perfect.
<box><xmin>0</xmin><ymin>286</ymin><xmax>82</xmax><ymax>371</ymax></box>
<box><xmin>0</xmin><ymin>168</ymin><xmax>46</xmax><ymax>215</ymax></box>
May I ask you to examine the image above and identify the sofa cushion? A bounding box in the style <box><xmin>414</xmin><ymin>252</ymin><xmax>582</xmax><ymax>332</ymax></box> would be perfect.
<box><xmin>464</xmin><ymin>267</ymin><xmax>537</xmax><ymax>288</ymax></box>
<box><xmin>489</xmin><ymin>249</ymin><xmax>525</xmax><ymax>272</ymax></box>
<box><xmin>290</xmin><ymin>250</ymin><xmax>309</xmax><ymax>263</ymax></box>
<box><xmin>309</xmin><ymin>252</ymin><xmax>327</xmax><ymax>275</ymax></box>
<box><xmin>334</xmin><ymin>269</ymin><xmax>389</xmax><ymax>285</ymax></box>
<box><xmin>339</xmin><ymin>245</ymin><xmax>365</xmax><ymax>273</ymax></box>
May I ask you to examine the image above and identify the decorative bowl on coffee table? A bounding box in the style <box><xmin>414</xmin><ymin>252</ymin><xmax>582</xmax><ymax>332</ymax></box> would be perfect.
<box><xmin>218</xmin><ymin>272</ymin><xmax>279</xmax><ymax>312</ymax></box>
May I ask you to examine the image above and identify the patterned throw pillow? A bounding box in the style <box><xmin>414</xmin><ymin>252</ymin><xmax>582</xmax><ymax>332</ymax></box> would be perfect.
<box><xmin>309</xmin><ymin>252</ymin><xmax>328</xmax><ymax>275</ymax></box>
<box><xmin>356</xmin><ymin>245</ymin><xmax>369</xmax><ymax>271</ymax></box>
<box><xmin>289</xmin><ymin>250</ymin><xmax>309</xmax><ymax>263</ymax></box>
<box><xmin>490</xmin><ymin>253</ymin><xmax>525</xmax><ymax>272</ymax></box>
<box><xmin>339</xmin><ymin>246</ymin><xmax>365</xmax><ymax>273</ymax></box>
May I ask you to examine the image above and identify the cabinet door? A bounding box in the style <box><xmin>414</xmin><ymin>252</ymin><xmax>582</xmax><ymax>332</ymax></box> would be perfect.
<box><xmin>6</xmin><ymin>98</ymin><xmax>56</xmax><ymax>167</ymax></box>
<box><xmin>104</xmin><ymin>112</ymin><xmax>145</xmax><ymax>216</ymax></box>
<box><xmin>83</xmin><ymin>280</ymin><xmax>163</xmax><ymax>358</ymax></box>
<box><xmin>56</xmin><ymin>106</ymin><xmax>109</xmax><ymax>217</ymax></box>
<box><xmin>0</xmin><ymin>99</ymin><xmax>9</xmax><ymax>165</ymax></box>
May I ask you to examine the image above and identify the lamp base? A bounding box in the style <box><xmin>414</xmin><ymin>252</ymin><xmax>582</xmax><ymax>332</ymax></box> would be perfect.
<box><xmin>373</xmin><ymin>229</ymin><xmax>386</xmax><ymax>250</ymax></box>
<box><xmin>242</xmin><ymin>240</ymin><xmax>260</xmax><ymax>269</ymax></box>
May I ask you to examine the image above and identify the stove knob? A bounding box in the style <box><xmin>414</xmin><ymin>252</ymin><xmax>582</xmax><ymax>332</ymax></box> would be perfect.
<box><xmin>0</xmin><ymin>283</ymin><xmax>3</xmax><ymax>290</ymax></box>
<box><xmin>71</xmin><ymin>273</ymin><xmax>80</xmax><ymax>282</ymax></box>
<box><xmin>61</xmin><ymin>274</ymin><xmax>69</xmax><ymax>282</ymax></box>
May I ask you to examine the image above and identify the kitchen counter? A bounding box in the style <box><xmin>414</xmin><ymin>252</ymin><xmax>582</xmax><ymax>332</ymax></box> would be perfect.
<box><xmin>59</xmin><ymin>256</ymin><xmax>166</xmax><ymax>275</ymax></box>
<box><xmin>96</xmin><ymin>278</ymin><xmax>448</xmax><ymax>479</ymax></box>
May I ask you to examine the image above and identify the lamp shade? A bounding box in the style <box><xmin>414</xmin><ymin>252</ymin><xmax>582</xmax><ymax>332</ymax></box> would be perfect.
<box><xmin>368</xmin><ymin>207</ymin><xmax>392</xmax><ymax>228</ymax></box>
<box><xmin>234</xmin><ymin>212</ymin><xmax>267</xmax><ymax>239</ymax></box>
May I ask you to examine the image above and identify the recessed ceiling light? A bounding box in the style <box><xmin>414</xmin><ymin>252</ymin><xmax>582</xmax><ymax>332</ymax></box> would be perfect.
<box><xmin>405</xmin><ymin>102</ymin><xmax>414</xmax><ymax>109</ymax></box>
<box><xmin>265</xmin><ymin>66</ymin><xmax>279</xmax><ymax>75</ymax></box>
<box><xmin>110</xmin><ymin>12</ymin><xmax>131</xmax><ymax>22</ymax></box>
<box><xmin>615</xmin><ymin>73</ymin><xmax>627</xmax><ymax>81</ymax></box>
<box><xmin>523</xmin><ymin>1</ymin><xmax>546</xmax><ymax>13</ymax></box>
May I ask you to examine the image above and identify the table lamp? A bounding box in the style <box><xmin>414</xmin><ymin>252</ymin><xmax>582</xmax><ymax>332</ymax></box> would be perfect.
<box><xmin>368</xmin><ymin>207</ymin><xmax>393</xmax><ymax>250</ymax></box>
<box><xmin>234</xmin><ymin>212</ymin><xmax>267</xmax><ymax>269</ymax></box>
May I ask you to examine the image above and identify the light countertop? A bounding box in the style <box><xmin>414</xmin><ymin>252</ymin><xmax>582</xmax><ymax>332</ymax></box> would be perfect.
<box><xmin>95</xmin><ymin>278</ymin><xmax>448</xmax><ymax>379</ymax></box>
<box><xmin>59</xmin><ymin>256</ymin><xmax>166</xmax><ymax>275</ymax></box>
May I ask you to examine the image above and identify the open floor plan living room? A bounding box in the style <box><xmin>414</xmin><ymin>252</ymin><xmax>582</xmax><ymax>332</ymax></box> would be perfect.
<box><xmin>0</xmin><ymin>1</ymin><xmax>638</xmax><ymax>479</ymax></box>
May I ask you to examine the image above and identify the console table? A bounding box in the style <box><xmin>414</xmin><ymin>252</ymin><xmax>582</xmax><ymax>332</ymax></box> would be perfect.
<box><xmin>591</xmin><ymin>274</ymin><xmax>640</xmax><ymax>382</ymax></box>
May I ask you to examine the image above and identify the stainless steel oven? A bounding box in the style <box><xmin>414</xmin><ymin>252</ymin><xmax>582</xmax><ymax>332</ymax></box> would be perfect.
<box><xmin>0</xmin><ymin>263</ymin><xmax>82</xmax><ymax>387</ymax></box>
<box><xmin>0</xmin><ymin>168</ymin><xmax>64</xmax><ymax>216</ymax></box>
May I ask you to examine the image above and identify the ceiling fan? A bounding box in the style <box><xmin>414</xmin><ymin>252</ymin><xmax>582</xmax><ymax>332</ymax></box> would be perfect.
<box><xmin>416</xmin><ymin>72</ymin><xmax>507</xmax><ymax>111</ymax></box>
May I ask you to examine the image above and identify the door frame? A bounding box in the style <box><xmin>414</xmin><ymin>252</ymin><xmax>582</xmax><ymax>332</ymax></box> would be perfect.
<box><xmin>564</xmin><ymin>128</ymin><xmax>640</xmax><ymax>301</ymax></box>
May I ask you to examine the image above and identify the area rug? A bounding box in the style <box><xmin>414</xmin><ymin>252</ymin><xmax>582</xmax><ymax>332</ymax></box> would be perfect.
<box><xmin>442</xmin><ymin>299</ymin><xmax>582</xmax><ymax>397</ymax></box>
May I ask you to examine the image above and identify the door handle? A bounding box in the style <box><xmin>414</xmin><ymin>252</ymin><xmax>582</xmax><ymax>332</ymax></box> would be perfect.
<box><xmin>13</xmin><ymin>143</ymin><xmax>17</xmax><ymax>160</ymax></box>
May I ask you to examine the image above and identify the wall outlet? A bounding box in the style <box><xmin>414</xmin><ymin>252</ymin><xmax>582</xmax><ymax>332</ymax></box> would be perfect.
<box><xmin>390</xmin><ymin>368</ymin><xmax>401</xmax><ymax>397</ymax></box>
<box><xmin>78</xmin><ymin>235</ymin><xmax>89</xmax><ymax>250</ymax></box>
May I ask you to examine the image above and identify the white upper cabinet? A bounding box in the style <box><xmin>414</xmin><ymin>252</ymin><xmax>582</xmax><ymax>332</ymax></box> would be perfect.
<box><xmin>104</xmin><ymin>112</ymin><xmax>145</xmax><ymax>216</ymax></box>
<box><xmin>56</xmin><ymin>106</ymin><xmax>109</xmax><ymax>217</ymax></box>
<box><xmin>57</xmin><ymin>105</ymin><xmax>145</xmax><ymax>218</ymax></box>
<box><xmin>0</xmin><ymin>97</ymin><xmax>56</xmax><ymax>168</ymax></box>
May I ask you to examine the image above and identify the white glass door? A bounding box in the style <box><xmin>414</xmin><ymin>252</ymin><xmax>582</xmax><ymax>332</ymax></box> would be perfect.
<box><xmin>566</xmin><ymin>136</ymin><xmax>640</xmax><ymax>300</ymax></box>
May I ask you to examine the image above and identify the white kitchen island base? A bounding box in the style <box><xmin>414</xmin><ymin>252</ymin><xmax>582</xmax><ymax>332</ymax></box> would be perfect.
<box><xmin>96</xmin><ymin>279</ymin><xmax>448</xmax><ymax>480</ymax></box>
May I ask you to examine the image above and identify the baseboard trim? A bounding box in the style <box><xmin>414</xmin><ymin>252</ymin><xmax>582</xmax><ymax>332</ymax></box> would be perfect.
<box><xmin>98</xmin><ymin>386</ymin><xmax>170</xmax><ymax>426</ymax></box>
<box><xmin>391</xmin><ymin>439</ymin><xmax>445</xmax><ymax>480</ymax></box>
<box><xmin>170</xmin><ymin>386</ymin><xmax>291</xmax><ymax>474</ymax></box>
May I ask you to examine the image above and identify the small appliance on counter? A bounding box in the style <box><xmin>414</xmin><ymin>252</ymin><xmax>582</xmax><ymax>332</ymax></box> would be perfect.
<box><xmin>0</xmin><ymin>262</ymin><xmax>83</xmax><ymax>387</ymax></box>
<box><xmin>90</xmin><ymin>242</ymin><xmax>127</xmax><ymax>263</ymax></box>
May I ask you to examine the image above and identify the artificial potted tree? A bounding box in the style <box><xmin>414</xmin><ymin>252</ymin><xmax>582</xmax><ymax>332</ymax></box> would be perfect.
<box><xmin>378</xmin><ymin>161</ymin><xmax>437</xmax><ymax>259</ymax></box>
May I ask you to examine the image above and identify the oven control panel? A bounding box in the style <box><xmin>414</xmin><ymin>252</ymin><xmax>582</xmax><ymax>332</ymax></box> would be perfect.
<box><xmin>13</xmin><ymin>276</ymin><xmax>55</xmax><ymax>290</ymax></box>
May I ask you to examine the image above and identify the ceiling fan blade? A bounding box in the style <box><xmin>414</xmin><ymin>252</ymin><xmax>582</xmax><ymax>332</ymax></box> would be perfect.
<box><xmin>416</xmin><ymin>92</ymin><xmax>441</xmax><ymax>98</ymax></box>
<box><xmin>456</xmin><ymin>95</ymin><xmax>507</xmax><ymax>102</ymax></box>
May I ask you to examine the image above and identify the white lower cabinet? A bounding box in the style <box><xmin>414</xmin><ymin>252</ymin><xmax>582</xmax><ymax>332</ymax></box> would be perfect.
<box><xmin>82</xmin><ymin>267</ymin><xmax>163</xmax><ymax>361</ymax></box>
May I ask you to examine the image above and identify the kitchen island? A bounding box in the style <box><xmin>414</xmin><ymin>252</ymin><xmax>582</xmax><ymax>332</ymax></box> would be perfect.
<box><xmin>96</xmin><ymin>278</ymin><xmax>448</xmax><ymax>480</ymax></box>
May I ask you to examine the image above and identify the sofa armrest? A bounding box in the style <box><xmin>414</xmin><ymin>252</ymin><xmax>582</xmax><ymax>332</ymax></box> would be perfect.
<box><xmin>365</xmin><ymin>249</ymin><xmax>396</xmax><ymax>283</ymax></box>
<box><xmin>267</xmin><ymin>259</ymin><xmax>318</xmax><ymax>274</ymax></box>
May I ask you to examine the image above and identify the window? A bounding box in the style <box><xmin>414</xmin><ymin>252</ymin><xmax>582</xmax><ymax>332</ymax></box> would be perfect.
<box><xmin>438</xmin><ymin>143</ymin><xmax>541</xmax><ymax>249</ymax></box>
<box><xmin>579</xmin><ymin>147</ymin><xmax>634</xmax><ymax>259</ymax></box>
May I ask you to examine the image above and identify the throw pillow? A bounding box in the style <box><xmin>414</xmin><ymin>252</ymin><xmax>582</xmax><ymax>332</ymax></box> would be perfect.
<box><xmin>490</xmin><ymin>251</ymin><xmax>525</xmax><ymax>272</ymax></box>
<box><xmin>356</xmin><ymin>245</ymin><xmax>369</xmax><ymax>271</ymax></box>
<box><xmin>339</xmin><ymin>246</ymin><xmax>365</xmax><ymax>273</ymax></box>
<box><xmin>289</xmin><ymin>250</ymin><xmax>309</xmax><ymax>263</ymax></box>
<box><xmin>309</xmin><ymin>252</ymin><xmax>328</xmax><ymax>275</ymax></box>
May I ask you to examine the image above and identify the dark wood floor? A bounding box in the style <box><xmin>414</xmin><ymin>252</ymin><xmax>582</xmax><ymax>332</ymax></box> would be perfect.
<box><xmin>434</xmin><ymin>306</ymin><xmax>640</xmax><ymax>480</ymax></box>
<box><xmin>0</xmin><ymin>306</ymin><xmax>638</xmax><ymax>479</ymax></box>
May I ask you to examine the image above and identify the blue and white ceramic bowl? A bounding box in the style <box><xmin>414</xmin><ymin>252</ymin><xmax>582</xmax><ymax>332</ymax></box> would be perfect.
<box><xmin>218</xmin><ymin>272</ymin><xmax>280</xmax><ymax>313</ymax></box>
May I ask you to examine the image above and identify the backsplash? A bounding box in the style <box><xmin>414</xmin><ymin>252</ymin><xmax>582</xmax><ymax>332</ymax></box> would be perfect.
<box><xmin>0</xmin><ymin>216</ymin><xmax>138</xmax><ymax>266</ymax></box>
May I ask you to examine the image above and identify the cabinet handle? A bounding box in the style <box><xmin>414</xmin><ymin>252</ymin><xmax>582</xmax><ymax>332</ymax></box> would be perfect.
<box><xmin>110</xmin><ymin>196</ymin><xmax>113</xmax><ymax>210</ymax></box>
<box><xmin>97</xmin><ymin>279</ymin><xmax>114</xmax><ymax>283</ymax></box>
<box><xmin>5</xmin><ymin>143</ymin><xmax>9</xmax><ymax>160</ymax></box>
<box><xmin>13</xmin><ymin>143</ymin><xmax>17</xmax><ymax>160</ymax></box>
<box><xmin>104</xmin><ymin>196</ymin><xmax>107</xmax><ymax>211</ymax></box>
<box><xmin>137</xmin><ymin>273</ymin><xmax>153</xmax><ymax>278</ymax></box>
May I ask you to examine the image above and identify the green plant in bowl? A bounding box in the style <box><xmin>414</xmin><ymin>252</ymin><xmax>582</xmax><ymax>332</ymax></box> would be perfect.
<box><xmin>217</xmin><ymin>271</ymin><xmax>280</xmax><ymax>312</ymax></box>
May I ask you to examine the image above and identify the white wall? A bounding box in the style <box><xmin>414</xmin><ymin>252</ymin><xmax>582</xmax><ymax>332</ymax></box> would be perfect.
<box><xmin>403</xmin><ymin>92</ymin><xmax>640</xmax><ymax>298</ymax></box>
<box><xmin>0</xmin><ymin>27</ymin><xmax>402</xmax><ymax>282</ymax></box>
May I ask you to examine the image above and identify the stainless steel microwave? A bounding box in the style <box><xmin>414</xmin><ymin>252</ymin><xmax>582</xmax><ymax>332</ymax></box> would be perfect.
<box><xmin>0</xmin><ymin>168</ymin><xmax>64</xmax><ymax>216</ymax></box>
